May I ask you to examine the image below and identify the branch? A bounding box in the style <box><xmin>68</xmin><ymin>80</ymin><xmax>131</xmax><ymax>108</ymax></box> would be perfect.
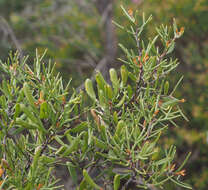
<box><xmin>0</xmin><ymin>16</ymin><xmax>23</xmax><ymax>59</ymax></box>
<box><xmin>76</xmin><ymin>57</ymin><xmax>107</xmax><ymax>92</ymax></box>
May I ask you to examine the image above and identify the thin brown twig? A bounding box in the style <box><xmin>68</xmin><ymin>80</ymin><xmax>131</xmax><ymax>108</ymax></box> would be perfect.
<box><xmin>0</xmin><ymin>16</ymin><xmax>23</xmax><ymax>59</ymax></box>
<box><xmin>76</xmin><ymin>57</ymin><xmax>107</xmax><ymax>92</ymax></box>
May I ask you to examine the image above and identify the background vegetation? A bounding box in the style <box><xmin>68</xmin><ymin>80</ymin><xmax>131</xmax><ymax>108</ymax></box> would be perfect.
<box><xmin>0</xmin><ymin>0</ymin><xmax>207</xmax><ymax>189</ymax></box>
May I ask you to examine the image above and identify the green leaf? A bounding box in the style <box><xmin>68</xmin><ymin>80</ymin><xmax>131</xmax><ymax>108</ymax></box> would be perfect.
<box><xmin>115</xmin><ymin>120</ymin><xmax>125</xmax><ymax>137</ymax></box>
<box><xmin>113</xmin><ymin>111</ymin><xmax>118</xmax><ymax>124</ymax></box>
<box><xmin>0</xmin><ymin>176</ymin><xmax>8</xmax><ymax>190</ymax></box>
<box><xmin>106</xmin><ymin>84</ymin><xmax>113</xmax><ymax>100</ymax></box>
<box><xmin>113</xmin><ymin>174</ymin><xmax>120</xmax><ymax>190</ymax></box>
<box><xmin>85</xmin><ymin>79</ymin><xmax>96</xmax><ymax>101</ymax></box>
<box><xmin>19</xmin><ymin>104</ymin><xmax>47</xmax><ymax>133</ymax></box>
<box><xmin>176</xmin><ymin>152</ymin><xmax>191</xmax><ymax>172</ymax></box>
<box><xmin>65</xmin><ymin>122</ymin><xmax>88</xmax><ymax>134</ymax></box>
<box><xmin>15</xmin><ymin>118</ymin><xmax>38</xmax><ymax>130</ymax></box>
<box><xmin>161</xmin><ymin>97</ymin><xmax>180</xmax><ymax>109</ymax></box>
<box><xmin>40</xmin><ymin>101</ymin><xmax>48</xmax><ymax>119</ymax></box>
<box><xmin>167</xmin><ymin>41</ymin><xmax>175</xmax><ymax>54</ymax></box>
<box><xmin>66</xmin><ymin>162</ymin><xmax>78</xmax><ymax>185</ymax></box>
<box><xmin>169</xmin><ymin>177</ymin><xmax>192</xmax><ymax>189</ymax></box>
<box><xmin>79</xmin><ymin>179</ymin><xmax>87</xmax><ymax>190</ymax></box>
<box><xmin>29</xmin><ymin>146</ymin><xmax>42</xmax><ymax>178</ymax></box>
<box><xmin>170</xmin><ymin>76</ymin><xmax>183</xmax><ymax>96</ymax></box>
<box><xmin>120</xmin><ymin>65</ymin><xmax>128</xmax><ymax>86</ymax></box>
<box><xmin>93</xmin><ymin>136</ymin><xmax>108</xmax><ymax>150</ymax></box>
<box><xmin>95</xmin><ymin>71</ymin><xmax>107</xmax><ymax>91</ymax></box>
<box><xmin>115</xmin><ymin>92</ymin><xmax>126</xmax><ymax>108</ymax></box>
<box><xmin>14</xmin><ymin>103</ymin><xmax>21</xmax><ymax>119</ymax></box>
<box><xmin>83</xmin><ymin>169</ymin><xmax>102</xmax><ymax>190</ymax></box>
<box><xmin>164</xmin><ymin>81</ymin><xmax>169</xmax><ymax>95</ymax></box>
<box><xmin>120</xmin><ymin>5</ymin><xmax>135</xmax><ymax>23</ymax></box>
<box><xmin>110</xmin><ymin>68</ymin><xmax>119</xmax><ymax>94</ymax></box>
<box><xmin>23</xmin><ymin>82</ymin><xmax>36</xmax><ymax>108</ymax></box>
<box><xmin>62</xmin><ymin>134</ymin><xmax>82</xmax><ymax>156</ymax></box>
<box><xmin>98</xmin><ymin>89</ymin><xmax>106</xmax><ymax>108</ymax></box>
<box><xmin>55</xmin><ymin>146</ymin><xmax>67</xmax><ymax>155</ymax></box>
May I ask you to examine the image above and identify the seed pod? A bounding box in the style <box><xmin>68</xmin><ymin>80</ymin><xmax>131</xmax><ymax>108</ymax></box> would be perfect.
<box><xmin>85</xmin><ymin>79</ymin><xmax>96</xmax><ymax>101</ymax></box>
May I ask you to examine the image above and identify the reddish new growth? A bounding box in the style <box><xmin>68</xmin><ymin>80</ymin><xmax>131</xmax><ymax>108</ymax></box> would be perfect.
<box><xmin>169</xmin><ymin>164</ymin><xmax>186</xmax><ymax>176</ymax></box>
<box><xmin>34</xmin><ymin>91</ymin><xmax>45</xmax><ymax>106</ymax></box>
<box><xmin>175</xmin><ymin>169</ymin><xmax>186</xmax><ymax>176</ymax></box>
<box><xmin>128</xmin><ymin>9</ymin><xmax>133</xmax><ymax>17</ymax></box>
<box><xmin>176</xmin><ymin>27</ymin><xmax>184</xmax><ymax>36</ymax></box>
<box><xmin>36</xmin><ymin>184</ymin><xmax>43</xmax><ymax>190</ymax></box>
<box><xmin>166</xmin><ymin>40</ymin><xmax>171</xmax><ymax>47</ymax></box>
<box><xmin>180</xmin><ymin>99</ymin><xmax>186</xmax><ymax>103</ymax></box>
<box><xmin>142</xmin><ymin>54</ymin><xmax>149</xmax><ymax>63</ymax></box>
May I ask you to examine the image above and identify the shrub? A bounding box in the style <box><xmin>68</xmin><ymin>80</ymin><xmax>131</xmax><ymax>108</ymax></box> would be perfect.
<box><xmin>0</xmin><ymin>7</ymin><xmax>191</xmax><ymax>189</ymax></box>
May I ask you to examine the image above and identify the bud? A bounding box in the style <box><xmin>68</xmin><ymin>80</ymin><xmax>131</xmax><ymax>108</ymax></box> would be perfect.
<box><xmin>153</xmin><ymin>110</ymin><xmax>159</xmax><ymax>117</ymax></box>
<box><xmin>128</xmin><ymin>9</ymin><xmax>133</xmax><ymax>17</ymax></box>
<box><xmin>180</xmin><ymin>99</ymin><xmax>186</xmax><ymax>103</ymax></box>
<box><xmin>179</xmin><ymin>27</ymin><xmax>184</xmax><ymax>35</ymax></box>
<box><xmin>175</xmin><ymin>169</ymin><xmax>186</xmax><ymax>176</ymax></box>
<box><xmin>36</xmin><ymin>184</ymin><xmax>43</xmax><ymax>190</ymax></box>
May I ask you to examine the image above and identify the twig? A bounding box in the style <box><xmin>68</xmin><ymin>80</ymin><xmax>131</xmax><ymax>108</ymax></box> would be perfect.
<box><xmin>76</xmin><ymin>57</ymin><xmax>107</xmax><ymax>92</ymax></box>
<box><xmin>99</xmin><ymin>3</ymin><xmax>112</xmax><ymax>26</ymax></box>
<box><xmin>0</xmin><ymin>16</ymin><xmax>23</xmax><ymax>59</ymax></box>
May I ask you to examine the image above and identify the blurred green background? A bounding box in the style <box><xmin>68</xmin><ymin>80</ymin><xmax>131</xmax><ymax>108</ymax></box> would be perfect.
<box><xmin>0</xmin><ymin>0</ymin><xmax>207</xmax><ymax>189</ymax></box>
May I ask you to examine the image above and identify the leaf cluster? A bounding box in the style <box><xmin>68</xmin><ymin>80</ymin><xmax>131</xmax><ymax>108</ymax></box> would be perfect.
<box><xmin>0</xmin><ymin>6</ymin><xmax>191</xmax><ymax>190</ymax></box>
